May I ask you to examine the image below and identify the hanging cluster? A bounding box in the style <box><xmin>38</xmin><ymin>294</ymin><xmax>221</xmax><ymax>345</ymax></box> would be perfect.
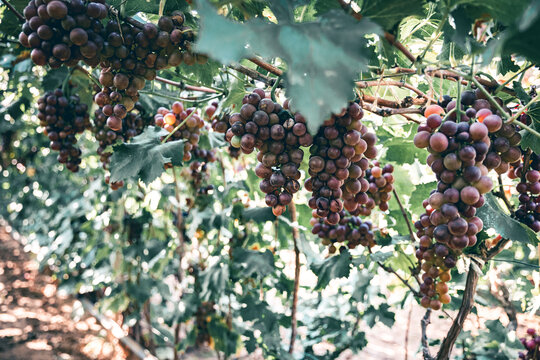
<box><xmin>305</xmin><ymin>101</ymin><xmax>378</xmax><ymax>225</ymax></box>
<box><xmin>37</xmin><ymin>88</ymin><xmax>90</xmax><ymax>172</ymax></box>
<box><xmin>311</xmin><ymin>212</ymin><xmax>375</xmax><ymax>253</ymax></box>
<box><xmin>20</xmin><ymin>0</ymin><xmax>108</xmax><ymax>68</ymax></box>
<box><xmin>154</xmin><ymin>101</ymin><xmax>205</xmax><ymax>162</ymax></box>
<box><xmin>223</xmin><ymin>89</ymin><xmax>313</xmax><ymax>216</ymax></box>
<box><xmin>93</xmin><ymin>102</ymin><xmax>152</xmax><ymax>168</ymax></box>
<box><xmin>413</xmin><ymin>101</ymin><xmax>506</xmax><ymax>309</ymax></box>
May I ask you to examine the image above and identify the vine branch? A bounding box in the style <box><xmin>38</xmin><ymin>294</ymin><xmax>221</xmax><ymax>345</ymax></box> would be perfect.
<box><xmin>421</xmin><ymin>309</ymin><xmax>434</xmax><ymax>360</ymax></box>
<box><xmin>392</xmin><ymin>189</ymin><xmax>417</xmax><ymax>242</ymax></box>
<box><xmin>357</xmin><ymin>80</ymin><xmax>437</xmax><ymax>102</ymax></box>
<box><xmin>229</xmin><ymin>63</ymin><xmax>280</xmax><ymax>86</ymax></box>
<box><xmin>436</xmin><ymin>261</ymin><xmax>480</xmax><ymax>360</ymax></box>
<box><xmin>1</xmin><ymin>0</ymin><xmax>24</xmax><ymax>22</ymax></box>
<box><xmin>377</xmin><ymin>260</ymin><xmax>420</xmax><ymax>297</ymax></box>
<box><xmin>249</xmin><ymin>56</ymin><xmax>283</xmax><ymax>76</ymax></box>
<box><xmin>288</xmin><ymin>201</ymin><xmax>301</xmax><ymax>354</ymax></box>
<box><xmin>155</xmin><ymin>76</ymin><xmax>219</xmax><ymax>93</ymax></box>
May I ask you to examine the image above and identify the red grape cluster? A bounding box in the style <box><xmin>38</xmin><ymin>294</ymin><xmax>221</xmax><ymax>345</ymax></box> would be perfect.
<box><xmin>355</xmin><ymin>162</ymin><xmax>394</xmax><ymax>216</ymax></box>
<box><xmin>211</xmin><ymin>112</ymin><xmax>242</xmax><ymax>159</ymax></box>
<box><xmin>37</xmin><ymin>88</ymin><xmax>90</xmax><ymax>172</ymax></box>
<box><xmin>306</xmin><ymin>101</ymin><xmax>377</xmax><ymax>225</ymax></box>
<box><xmin>93</xmin><ymin>102</ymin><xmax>152</xmax><ymax>168</ymax></box>
<box><xmin>224</xmin><ymin>89</ymin><xmax>313</xmax><ymax>216</ymax></box>
<box><xmin>19</xmin><ymin>0</ymin><xmax>108</xmax><ymax>68</ymax></box>
<box><xmin>440</xmin><ymin>90</ymin><xmax>521</xmax><ymax>173</ymax></box>
<box><xmin>413</xmin><ymin>103</ymin><xmax>503</xmax><ymax>309</ymax></box>
<box><xmin>513</xmin><ymin>153</ymin><xmax>540</xmax><ymax>232</ymax></box>
<box><xmin>154</xmin><ymin>101</ymin><xmax>204</xmax><ymax>162</ymax></box>
<box><xmin>93</xmin><ymin>75</ymin><xmax>146</xmax><ymax>132</ymax></box>
<box><xmin>310</xmin><ymin>211</ymin><xmax>375</xmax><ymax>253</ymax></box>
<box><xmin>519</xmin><ymin>328</ymin><xmax>540</xmax><ymax>359</ymax></box>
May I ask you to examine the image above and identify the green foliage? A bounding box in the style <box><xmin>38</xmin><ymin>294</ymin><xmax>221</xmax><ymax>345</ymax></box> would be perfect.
<box><xmin>110</xmin><ymin>126</ymin><xmax>185</xmax><ymax>184</ymax></box>
<box><xmin>358</xmin><ymin>0</ymin><xmax>426</xmax><ymax>30</ymax></box>
<box><xmin>195</xmin><ymin>0</ymin><xmax>382</xmax><ymax>133</ymax></box>
<box><xmin>1</xmin><ymin>0</ymin><xmax>540</xmax><ymax>358</ymax></box>
<box><xmin>311</xmin><ymin>249</ymin><xmax>352</xmax><ymax>290</ymax></box>
<box><xmin>455</xmin><ymin>320</ymin><xmax>523</xmax><ymax>360</ymax></box>
<box><xmin>477</xmin><ymin>193</ymin><xmax>538</xmax><ymax>245</ymax></box>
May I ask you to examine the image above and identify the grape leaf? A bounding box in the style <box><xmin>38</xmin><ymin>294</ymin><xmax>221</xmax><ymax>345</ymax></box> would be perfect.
<box><xmin>477</xmin><ymin>193</ymin><xmax>538</xmax><ymax>245</ymax></box>
<box><xmin>385</xmin><ymin>138</ymin><xmax>428</xmax><ymax>164</ymax></box>
<box><xmin>357</xmin><ymin>0</ymin><xmax>426</xmax><ymax>30</ymax></box>
<box><xmin>409</xmin><ymin>181</ymin><xmax>436</xmax><ymax>216</ymax></box>
<box><xmin>108</xmin><ymin>0</ymin><xmax>189</xmax><ymax>16</ymax></box>
<box><xmin>311</xmin><ymin>249</ymin><xmax>351</xmax><ymax>290</ymax></box>
<box><xmin>232</xmin><ymin>248</ymin><xmax>275</xmax><ymax>278</ymax></box>
<box><xmin>109</xmin><ymin>126</ymin><xmax>184</xmax><ymax>184</ymax></box>
<box><xmin>195</xmin><ymin>0</ymin><xmax>381</xmax><ymax>134</ymax></box>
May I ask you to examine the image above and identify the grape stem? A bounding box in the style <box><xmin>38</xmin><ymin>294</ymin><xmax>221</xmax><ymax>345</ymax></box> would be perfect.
<box><xmin>450</xmin><ymin>69</ymin><xmax>540</xmax><ymax>138</ymax></box>
<box><xmin>362</xmin><ymin>93</ymin><xmax>427</xmax><ymax>108</ymax></box>
<box><xmin>161</xmin><ymin>109</ymin><xmax>195</xmax><ymax>143</ymax></box>
<box><xmin>357</xmin><ymin>80</ymin><xmax>437</xmax><ymax>103</ymax></box>
<box><xmin>0</xmin><ymin>0</ymin><xmax>24</xmax><ymax>23</ymax></box>
<box><xmin>229</xmin><ymin>63</ymin><xmax>282</xmax><ymax>87</ymax></box>
<box><xmin>288</xmin><ymin>201</ymin><xmax>301</xmax><ymax>354</ymax></box>
<box><xmin>249</xmin><ymin>56</ymin><xmax>283</xmax><ymax>76</ymax></box>
<box><xmin>494</xmin><ymin>175</ymin><xmax>514</xmax><ymax>214</ymax></box>
<box><xmin>155</xmin><ymin>76</ymin><xmax>221</xmax><ymax>94</ymax></box>
<box><xmin>376</xmin><ymin>260</ymin><xmax>421</xmax><ymax>297</ymax></box>
<box><xmin>506</xmin><ymin>95</ymin><xmax>540</xmax><ymax>124</ymax></box>
<box><xmin>392</xmin><ymin>189</ymin><xmax>416</xmax><ymax>242</ymax></box>
<box><xmin>425</xmin><ymin>69</ymin><xmax>516</xmax><ymax>96</ymax></box>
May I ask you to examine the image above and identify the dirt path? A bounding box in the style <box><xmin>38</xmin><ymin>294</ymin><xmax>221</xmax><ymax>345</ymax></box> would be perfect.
<box><xmin>0</xmin><ymin>226</ymin><xmax>126</xmax><ymax>360</ymax></box>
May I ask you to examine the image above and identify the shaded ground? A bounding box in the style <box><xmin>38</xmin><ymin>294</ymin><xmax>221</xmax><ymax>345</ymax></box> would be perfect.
<box><xmin>0</xmin><ymin>226</ymin><xmax>126</xmax><ymax>360</ymax></box>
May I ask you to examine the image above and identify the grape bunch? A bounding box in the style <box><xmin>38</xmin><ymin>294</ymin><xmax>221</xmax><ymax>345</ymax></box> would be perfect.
<box><xmin>513</xmin><ymin>153</ymin><xmax>540</xmax><ymax>232</ymax></box>
<box><xmin>93</xmin><ymin>76</ymin><xmax>146</xmax><ymax>132</ymax></box>
<box><xmin>19</xmin><ymin>0</ymin><xmax>108</xmax><ymax>68</ymax></box>
<box><xmin>414</xmin><ymin>202</ymin><xmax>456</xmax><ymax>310</ymax></box>
<box><xmin>211</xmin><ymin>111</ymin><xmax>241</xmax><ymax>159</ymax></box>
<box><xmin>413</xmin><ymin>104</ymin><xmax>502</xmax><ymax>309</ymax></box>
<box><xmin>224</xmin><ymin>89</ymin><xmax>313</xmax><ymax>216</ymax></box>
<box><xmin>439</xmin><ymin>89</ymin><xmax>521</xmax><ymax>173</ymax></box>
<box><xmin>93</xmin><ymin>102</ymin><xmax>152</xmax><ymax>168</ymax></box>
<box><xmin>519</xmin><ymin>328</ymin><xmax>540</xmax><ymax>360</ymax></box>
<box><xmin>305</xmin><ymin>101</ymin><xmax>377</xmax><ymax>225</ymax></box>
<box><xmin>355</xmin><ymin>162</ymin><xmax>394</xmax><ymax>216</ymax></box>
<box><xmin>310</xmin><ymin>211</ymin><xmax>375</xmax><ymax>253</ymax></box>
<box><xmin>37</xmin><ymin>88</ymin><xmax>90</xmax><ymax>172</ymax></box>
<box><xmin>154</xmin><ymin>101</ymin><xmax>204</xmax><ymax>162</ymax></box>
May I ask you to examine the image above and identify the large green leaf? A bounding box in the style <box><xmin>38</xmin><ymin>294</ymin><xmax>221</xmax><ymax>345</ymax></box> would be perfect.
<box><xmin>311</xmin><ymin>249</ymin><xmax>351</xmax><ymax>290</ymax></box>
<box><xmin>110</xmin><ymin>126</ymin><xmax>184</xmax><ymax>184</ymax></box>
<box><xmin>358</xmin><ymin>0</ymin><xmax>426</xmax><ymax>30</ymax></box>
<box><xmin>232</xmin><ymin>248</ymin><xmax>275</xmax><ymax>278</ymax></box>
<box><xmin>200</xmin><ymin>262</ymin><xmax>229</xmax><ymax>301</ymax></box>
<box><xmin>477</xmin><ymin>193</ymin><xmax>538</xmax><ymax>245</ymax></box>
<box><xmin>195</xmin><ymin>0</ymin><xmax>381</xmax><ymax>134</ymax></box>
